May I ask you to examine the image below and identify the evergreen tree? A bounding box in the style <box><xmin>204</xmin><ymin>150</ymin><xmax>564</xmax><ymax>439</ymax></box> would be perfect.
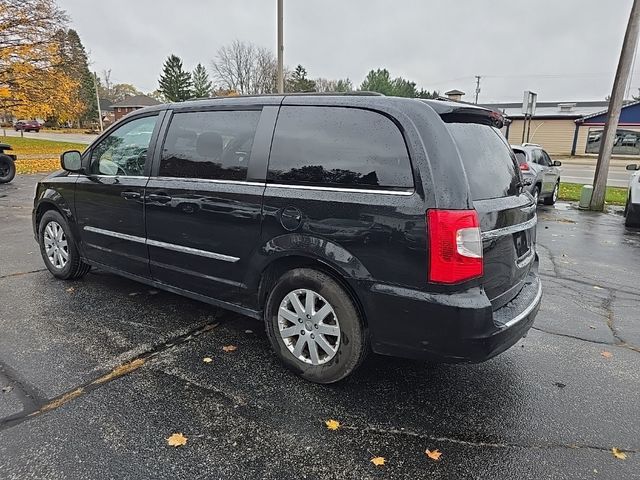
<box><xmin>191</xmin><ymin>63</ymin><xmax>213</xmax><ymax>98</ymax></box>
<box><xmin>66</xmin><ymin>29</ymin><xmax>98</xmax><ymax>125</ymax></box>
<box><xmin>286</xmin><ymin>65</ymin><xmax>316</xmax><ymax>92</ymax></box>
<box><xmin>361</xmin><ymin>68</ymin><xmax>438</xmax><ymax>99</ymax></box>
<box><xmin>158</xmin><ymin>55</ymin><xmax>193</xmax><ymax>102</ymax></box>
<box><xmin>360</xmin><ymin>69</ymin><xmax>395</xmax><ymax>95</ymax></box>
<box><xmin>51</xmin><ymin>29</ymin><xmax>97</xmax><ymax>126</ymax></box>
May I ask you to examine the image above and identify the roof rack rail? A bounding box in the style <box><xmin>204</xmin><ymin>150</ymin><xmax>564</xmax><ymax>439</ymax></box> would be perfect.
<box><xmin>191</xmin><ymin>91</ymin><xmax>384</xmax><ymax>101</ymax></box>
<box><xmin>522</xmin><ymin>142</ymin><xmax>541</xmax><ymax>147</ymax></box>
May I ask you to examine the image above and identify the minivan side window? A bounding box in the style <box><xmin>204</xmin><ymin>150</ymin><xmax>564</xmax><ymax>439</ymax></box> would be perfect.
<box><xmin>159</xmin><ymin>110</ymin><xmax>261</xmax><ymax>181</ymax></box>
<box><xmin>446</xmin><ymin>123</ymin><xmax>520</xmax><ymax>200</ymax></box>
<box><xmin>268</xmin><ymin>106</ymin><xmax>413</xmax><ymax>189</ymax></box>
<box><xmin>89</xmin><ymin>115</ymin><xmax>158</xmax><ymax>176</ymax></box>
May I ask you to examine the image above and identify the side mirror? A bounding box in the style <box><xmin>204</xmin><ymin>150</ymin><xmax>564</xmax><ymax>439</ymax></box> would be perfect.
<box><xmin>626</xmin><ymin>163</ymin><xmax>640</xmax><ymax>171</ymax></box>
<box><xmin>60</xmin><ymin>150</ymin><xmax>83</xmax><ymax>173</ymax></box>
<box><xmin>553</xmin><ymin>160</ymin><xmax>562</xmax><ymax>167</ymax></box>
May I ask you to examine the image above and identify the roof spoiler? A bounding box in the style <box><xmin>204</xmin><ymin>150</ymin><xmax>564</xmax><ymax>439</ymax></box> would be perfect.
<box><xmin>439</xmin><ymin>106</ymin><xmax>505</xmax><ymax>129</ymax></box>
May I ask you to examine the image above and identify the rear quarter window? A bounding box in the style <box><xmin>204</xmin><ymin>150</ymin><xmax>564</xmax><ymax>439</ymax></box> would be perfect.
<box><xmin>268</xmin><ymin>106</ymin><xmax>414</xmax><ymax>190</ymax></box>
<box><xmin>513</xmin><ymin>150</ymin><xmax>527</xmax><ymax>165</ymax></box>
<box><xmin>446</xmin><ymin>123</ymin><xmax>520</xmax><ymax>200</ymax></box>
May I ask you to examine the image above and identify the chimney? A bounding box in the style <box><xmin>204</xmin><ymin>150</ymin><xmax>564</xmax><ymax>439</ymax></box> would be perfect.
<box><xmin>445</xmin><ymin>89</ymin><xmax>465</xmax><ymax>102</ymax></box>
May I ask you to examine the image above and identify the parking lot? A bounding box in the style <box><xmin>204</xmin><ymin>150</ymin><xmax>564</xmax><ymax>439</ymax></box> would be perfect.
<box><xmin>1</xmin><ymin>174</ymin><xmax>638</xmax><ymax>479</ymax></box>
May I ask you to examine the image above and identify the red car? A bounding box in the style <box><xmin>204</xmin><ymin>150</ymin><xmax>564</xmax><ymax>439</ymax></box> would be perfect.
<box><xmin>14</xmin><ymin>119</ymin><xmax>40</xmax><ymax>132</ymax></box>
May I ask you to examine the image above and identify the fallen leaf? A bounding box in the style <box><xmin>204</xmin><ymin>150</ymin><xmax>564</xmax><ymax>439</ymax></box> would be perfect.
<box><xmin>325</xmin><ymin>419</ymin><xmax>341</xmax><ymax>431</ymax></box>
<box><xmin>167</xmin><ymin>432</ymin><xmax>188</xmax><ymax>447</ymax></box>
<box><xmin>222</xmin><ymin>345</ymin><xmax>237</xmax><ymax>353</ymax></box>
<box><xmin>611</xmin><ymin>448</ymin><xmax>627</xmax><ymax>460</ymax></box>
<box><xmin>1</xmin><ymin>385</ymin><xmax>13</xmax><ymax>393</ymax></box>
<box><xmin>66</xmin><ymin>287</ymin><xmax>75</xmax><ymax>293</ymax></box>
<box><xmin>244</xmin><ymin>329</ymin><xmax>253</xmax><ymax>334</ymax></box>
<box><xmin>600</xmin><ymin>351</ymin><xmax>613</xmax><ymax>358</ymax></box>
<box><xmin>593</xmin><ymin>285</ymin><xmax>603</xmax><ymax>290</ymax></box>
<box><xmin>203</xmin><ymin>357</ymin><xmax>213</xmax><ymax>363</ymax></box>
<box><xmin>425</xmin><ymin>449</ymin><xmax>442</xmax><ymax>461</ymax></box>
<box><xmin>554</xmin><ymin>382</ymin><xmax>566</xmax><ymax>389</ymax></box>
<box><xmin>370</xmin><ymin>456</ymin><xmax>386</xmax><ymax>466</ymax></box>
<box><xmin>588</xmin><ymin>325</ymin><xmax>596</xmax><ymax>329</ymax></box>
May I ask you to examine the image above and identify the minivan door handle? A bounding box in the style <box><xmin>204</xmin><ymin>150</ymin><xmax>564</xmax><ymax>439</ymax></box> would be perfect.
<box><xmin>147</xmin><ymin>193</ymin><xmax>172</xmax><ymax>203</ymax></box>
<box><xmin>121</xmin><ymin>191</ymin><xmax>141</xmax><ymax>200</ymax></box>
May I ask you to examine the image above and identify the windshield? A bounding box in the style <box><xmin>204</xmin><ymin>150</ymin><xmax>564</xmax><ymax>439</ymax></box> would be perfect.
<box><xmin>446</xmin><ymin>123</ymin><xmax>521</xmax><ymax>201</ymax></box>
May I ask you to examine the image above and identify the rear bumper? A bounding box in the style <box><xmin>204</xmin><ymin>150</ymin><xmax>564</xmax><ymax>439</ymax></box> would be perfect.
<box><xmin>361</xmin><ymin>263</ymin><xmax>541</xmax><ymax>362</ymax></box>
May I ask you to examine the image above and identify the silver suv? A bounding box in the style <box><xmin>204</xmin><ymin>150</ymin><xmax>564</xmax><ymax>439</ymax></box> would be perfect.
<box><xmin>512</xmin><ymin>144</ymin><xmax>562</xmax><ymax>205</ymax></box>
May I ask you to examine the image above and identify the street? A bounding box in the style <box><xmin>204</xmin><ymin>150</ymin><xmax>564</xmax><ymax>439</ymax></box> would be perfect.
<box><xmin>0</xmin><ymin>174</ymin><xmax>638</xmax><ymax>479</ymax></box>
<box><xmin>0</xmin><ymin>129</ymin><xmax>96</xmax><ymax>145</ymax></box>
<box><xmin>559</xmin><ymin>161</ymin><xmax>635</xmax><ymax>188</ymax></box>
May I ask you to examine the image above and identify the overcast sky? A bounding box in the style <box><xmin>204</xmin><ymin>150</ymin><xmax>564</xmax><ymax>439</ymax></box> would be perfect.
<box><xmin>58</xmin><ymin>0</ymin><xmax>638</xmax><ymax>103</ymax></box>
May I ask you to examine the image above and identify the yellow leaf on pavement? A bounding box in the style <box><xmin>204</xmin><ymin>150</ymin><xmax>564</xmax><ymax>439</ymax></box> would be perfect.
<box><xmin>325</xmin><ymin>419</ymin><xmax>340</xmax><ymax>430</ymax></box>
<box><xmin>203</xmin><ymin>357</ymin><xmax>213</xmax><ymax>363</ymax></box>
<box><xmin>612</xmin><ymin>448</ymin><xmax>627</xmax><ymax>460</ymax></box>
<box><xmin>370</xmin><ymin>456</ymin><xmax>386</xmax><ymax>466</ymax></box>
<box><xmin>600</xmin><ymin>351</ymin><xmax>613</xmax><ymax>358</ymax></box>
<box><xmin>222</xmin><ymin>345</ymin><xmax>237</xmax><ymax>353</ymax></box>
<box><xmin>166</xmin><ymin>433</ymin><xmax>188</xmax><ymax>447</ymax></box>
<box><xmin>425</xmin><ymin>448</ymin><xmax>442</xmax><ymax>461</ymax></box>
<box><xmin>66</xmin><ymin>287</ymin><xmax>75</xmax><ymax>293</ymax></box>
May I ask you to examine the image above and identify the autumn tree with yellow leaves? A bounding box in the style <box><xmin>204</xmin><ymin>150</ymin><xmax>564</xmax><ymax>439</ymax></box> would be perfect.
<box><xmin>0</xmin><ymin>0</ymin><xmax>90</xmax><ymax>124</ymax></box>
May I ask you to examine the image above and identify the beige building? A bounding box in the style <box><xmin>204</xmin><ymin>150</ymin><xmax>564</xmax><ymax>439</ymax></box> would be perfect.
<box><xmin>481</xmin><ymin>101</ymin><xmax>610</xmax><ymax>156</ymax></box>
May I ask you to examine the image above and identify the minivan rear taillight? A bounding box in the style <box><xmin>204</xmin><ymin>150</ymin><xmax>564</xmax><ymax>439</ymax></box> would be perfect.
<box><xmin>519</xmin><ymin>163</ymin><xmax>530</xmax><ymax>171</ymax></box>
<box><xmin>427</xmin><ymin>209</ymin><xmax>483</xmax><ymax>284</ymax></box>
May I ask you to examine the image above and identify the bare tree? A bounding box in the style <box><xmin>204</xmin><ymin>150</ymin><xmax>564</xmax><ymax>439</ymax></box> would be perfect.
<box><xmin>211</xmin><ymin>40</ymin><xmax>279</xmax><ymax>95</ymax></box>
<box><xmin>314</xmin><ymin>77</ymin><xmax>353</xmax><ymax>93</ymax></box>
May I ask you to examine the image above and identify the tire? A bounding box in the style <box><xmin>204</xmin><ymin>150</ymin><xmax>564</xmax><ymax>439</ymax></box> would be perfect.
<box><xmin>0</xmin><ymin>155</ymin><xmax>16</xmax><ymax>184</ymax></box>
<box><xmin>38</xmin><ymin>210</ymin><xmax>91</xmax><ymax>280</ymax></box>
<box><xmin>531</xmin><ymin>185</ymin><xmax>540</xmax><ymax>205</ymax></box>
<box><xmin>264</xmin><ymin>268</ymin><xmax>368</xmax><ymax>384</ymax></box>
<box><xmin>625</xmin><ymin>196</ymin><xmax>640</xmax><ymax>228</ymax></box>
<box><xmin>543</xmin><ymin>181</ymin><xmax>559</xmax><ymax>205</ymax></box>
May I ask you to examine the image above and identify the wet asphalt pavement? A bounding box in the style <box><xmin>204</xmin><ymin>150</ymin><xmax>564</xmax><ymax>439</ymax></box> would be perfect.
<box><xmin>0</xmin><ymin>174</ymin><xmax>639</xmax><ymax>479</ymax></box>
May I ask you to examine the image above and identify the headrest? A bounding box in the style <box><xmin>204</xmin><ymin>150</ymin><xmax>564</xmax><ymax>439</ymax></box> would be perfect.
<box><xmin>196</xmin><ymin>132</ymin><xmax>223</xmax><ymax>158</ymax></box>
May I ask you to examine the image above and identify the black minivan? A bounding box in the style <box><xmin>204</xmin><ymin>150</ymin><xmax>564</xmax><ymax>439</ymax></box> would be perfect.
<box><xmin>33</xmin><ymin>94</ymin><xmax>541</xmax><ymax>383</ymax></box>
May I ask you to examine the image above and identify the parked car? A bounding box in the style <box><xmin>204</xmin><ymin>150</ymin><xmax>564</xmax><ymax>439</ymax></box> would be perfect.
<box><xmin>624</xmin><ymin>164</ymin><xmax>640</xmax><ymax>227</ymax></box>
<box><xmin>14</xmin><ymin>119</ymin><xmax>41</xmax><ymax>132</ymax></box>
<box><xmin>32</xmin><ymin>95</ymin><xmax>541</xmax><ymax>383</ymax></box>
<box><xmin>512</xmin><ymin>144</ymin><xmax>562</xmax><ymax>205</ymax></box>
<box><xmin>0</xmin><ymin>143</ymin><xmax>17</xmax><ymax>184</ymax></box>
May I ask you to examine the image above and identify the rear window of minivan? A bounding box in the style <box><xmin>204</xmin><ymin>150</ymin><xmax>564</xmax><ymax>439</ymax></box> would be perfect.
<box><xmin>446</xmin><ymin>123</ymin><xmax>520</xmax><ymax>200</ymax></box>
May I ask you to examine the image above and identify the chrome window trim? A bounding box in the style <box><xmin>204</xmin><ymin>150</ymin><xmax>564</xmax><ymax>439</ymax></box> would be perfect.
<box><xmin>83</xmin><ymin>226</ymin><xmax>239</xmax><ymax>263</ymax></box>
<box><xmin>481</xmin><ymin>216</ymin><xmax>537</xmax><ymax>240</ymax></box>
<box><xmin>151</xmin><ymin>176</ymin><xmax>265</xmax><ymax>187</ymax></box>
<box><xmin>83</xmin><ymin>175</ymin><xmax>149</xmax><ymax>180</ymax></box>
<box><xmin>266</xmin><ymin>183</ymin><xmax>415</xmax><ymax>196</ymax></box>
<box><xmin>502</xmin><ymin>279</ymin><xmax>542</xmax><ymax>328</ymax></box>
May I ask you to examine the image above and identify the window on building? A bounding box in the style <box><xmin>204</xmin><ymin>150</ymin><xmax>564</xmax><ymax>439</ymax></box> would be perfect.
<box><xmin>268</xmin><ymin>106</ymin><xmax>413</xmax><ymax>189</ymax></box>
<box><xmin>586</xmin><ymin>127</ymin><xmax>640</xmax><ymax>155</ymax></box>
<box><xmin>159</xmin><ymin>110</ymin><xmax>261</xmax><ymax>180</ymax></box>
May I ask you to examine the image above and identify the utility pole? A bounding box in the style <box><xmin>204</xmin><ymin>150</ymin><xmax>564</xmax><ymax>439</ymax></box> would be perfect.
<box><xmin>277</xmin><ymin>0</ymin><xmax>284</xmax><ymax>94</ymax></box>
<box><xmin>474</xmin><ymin>75</ymin><xmax>481</xmax><ymax>104</ymax></box>
<box><xmin>93</xmin><ymin>72</ymin><xmax>103</xmax><ymax>132</ymax></box>
<box><xmin>591</xmin><ymin>0</ymin><xmax>640</xmax><ymax>210</ymax></box>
